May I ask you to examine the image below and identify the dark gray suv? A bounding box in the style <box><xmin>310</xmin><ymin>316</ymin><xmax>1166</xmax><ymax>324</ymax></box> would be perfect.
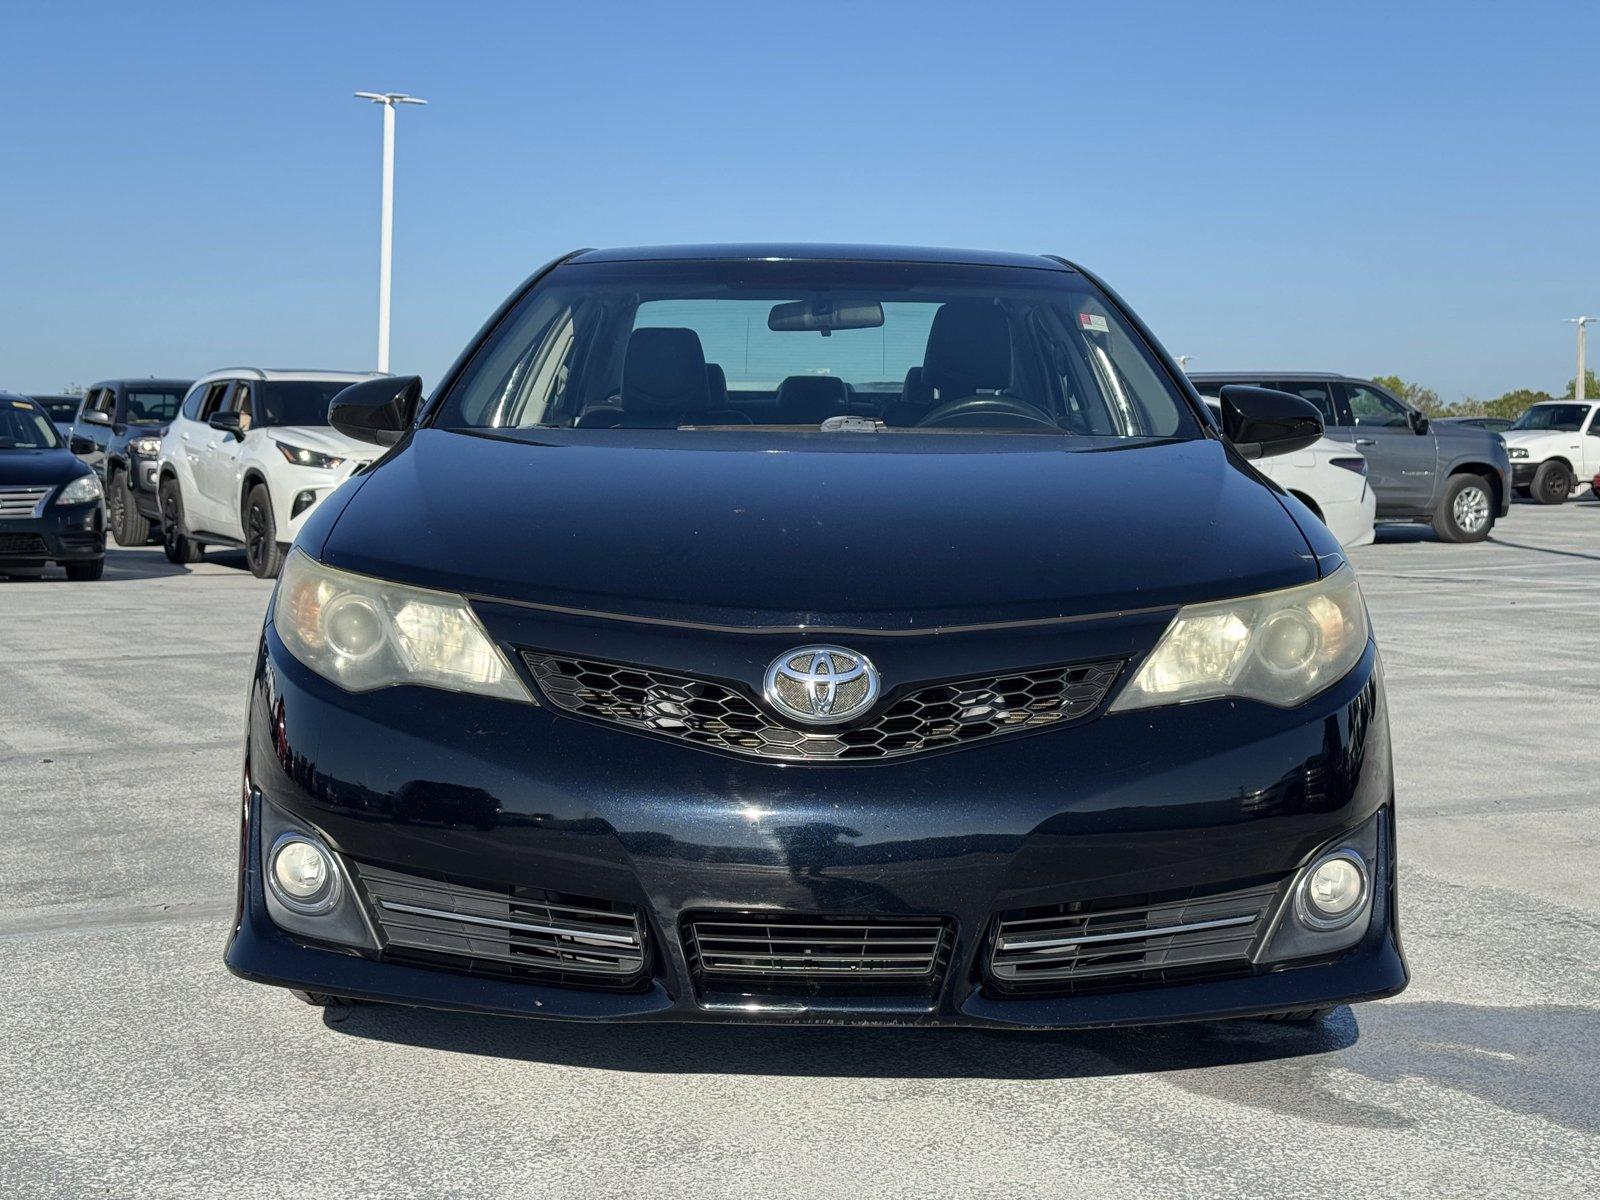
<box><xmin>1189</xmin><ymin>373</ymin><xmax>1510</xmax><ymax>542</ymax></box>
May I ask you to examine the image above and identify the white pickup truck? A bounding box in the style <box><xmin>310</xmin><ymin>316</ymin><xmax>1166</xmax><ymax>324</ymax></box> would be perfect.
<box><xmin>1502</xmin><ymin>400</ymin><xmax>1600</xmax><ymax>503</ymax></box>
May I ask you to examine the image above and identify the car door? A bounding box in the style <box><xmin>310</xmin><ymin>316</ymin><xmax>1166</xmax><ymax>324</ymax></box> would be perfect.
<box><xmin>1583</xmin><ymin>404</ymin><xmax>1600</xmax><ymax>479</ymax></box>
<box><xmin>186</xmin><ymin>381</ymin><xmax>236</xmax><ymax>529</ymax></box>
<box><xmin>70</xmin><ymin>388</ymin><xmax>115</xmax><ymax>475</ymax></box>
<box><xmin>1336</xmin><ymin>381</ymin><xmax>1438</xmax><ymax>517</ymax></box>
<box><xmin>208</xmin><ymin>381</ymin><xmax>254</xmax><ymax>538</ymax></box>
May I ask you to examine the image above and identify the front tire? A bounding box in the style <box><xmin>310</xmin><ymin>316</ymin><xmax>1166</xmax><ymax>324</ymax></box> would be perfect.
<box><xmin>159</xmin><ymin>478</ymin><xmax>204</xmax><ymax>564</ymax></box>
<box><xmin>1531</xmin><ymin>460</ymin><xmax>1571</xmax><ymax>505</ymax></box>
<box><xmin>64</xmin><ymin>558</ymin><xmax>105</xmax><ymax>581</ymax></box>
<box><xmin>244</xmin><ymin>484</ymin><xmax>284</xmax><ymax>579</ymax></box>
<box><xmin>107</xmin><ymin>467</ymin><xmax>151</xmax><ymax>547</ymax></box>
<box><xmin>1432</xmin><ymin>474</ymin><xmax>1494</xmax><ymax>542</ymax></box>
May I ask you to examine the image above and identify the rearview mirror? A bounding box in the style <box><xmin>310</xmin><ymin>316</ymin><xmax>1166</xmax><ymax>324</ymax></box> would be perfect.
<box><xmin>1217</xmin><ymin>386</ymin><xmax>1324</xmax><ymax>460</ymax></box>
<box><xmin>768</xmin><ymin>298</ymin><xmax>884</xmax><ymax>334</ymax></box>
<box><xmin>207</xmin><ymin>411</ymin><xmax>244</xmax><ymax>437</ymax></box>
<box><xmin>329</xmin><ymin>375</ymin><xmax>423</xmax><ymax>446</ymax></box>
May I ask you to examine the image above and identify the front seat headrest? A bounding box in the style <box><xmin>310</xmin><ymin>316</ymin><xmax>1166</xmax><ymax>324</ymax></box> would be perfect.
<box><xmin>705</xmin><ymin>362</ymin><xmax>729</xmax><ymax>409</ymax></box>
<box><xmin>775</xmin><ymin>375</ymin><xmax>850</xmax><ymax>425</ymax></box>
<box><xmin>622</xmin><ymin>327</ymin><xmax>710</xmax><ymax>424</ymax></box>
<box><xmin>922</xmin><ymin>302</ymin><xmax>1011</xmax><ymax>400</ymax></box>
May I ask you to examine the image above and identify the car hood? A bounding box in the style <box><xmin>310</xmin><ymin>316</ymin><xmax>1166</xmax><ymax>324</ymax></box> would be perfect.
<box><xmin>1501</xmin><ymin>429</ymin><xmax>1580</xmax><ymax>449</ymax></box>
<box><xmin>263</xmin><ymin>426</ymin><xmax>383</xmax><ymax>461</ymax></box>
<box><xmin>319</xmin><ymin>430</ymin><xmax>1320</xmax><ymax>628</ymax></box>
<box><xmin>0</xmin><ymin>447</ymin><xmax>91</xmax><ymax>486</ymax></box>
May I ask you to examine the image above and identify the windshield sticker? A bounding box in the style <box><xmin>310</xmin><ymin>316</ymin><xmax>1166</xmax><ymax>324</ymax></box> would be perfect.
<box><xmin>1078</xmin><ymin>312</ymin><xmax>1109</xmax><ymax>334</ymax></box>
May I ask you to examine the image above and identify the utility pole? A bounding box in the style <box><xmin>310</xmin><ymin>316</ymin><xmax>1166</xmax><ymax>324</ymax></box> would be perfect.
<box><xmin>355</xmin><ymin>92</ymin><xmax>428</xmax><ymax>373</ymax></box>
<box><xmin>1566</xmin><ymin>317</ymin><xmax>1594</xmax><ymax>400</ymax></box>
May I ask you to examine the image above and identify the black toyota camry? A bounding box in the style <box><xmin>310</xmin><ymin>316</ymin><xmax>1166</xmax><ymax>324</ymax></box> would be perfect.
<box><xmin>226</xmin><ymin>245</ymin><xmax>1406</xmax><ymax>1029</ymax></box>
<box><xmin>0</xmin><ymin>393</ymin><xmax>105</xmax><ymax>581</ymax></box>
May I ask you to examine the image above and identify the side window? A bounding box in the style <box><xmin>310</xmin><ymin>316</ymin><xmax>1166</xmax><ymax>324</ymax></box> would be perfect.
<box><xmin>1342</xmin><ymin>383</ymin><xmax>1410</xmax><ymax>428</ymax></box>
<box><xmin>1270</xmin><ymin>380</ymin><xmax>1337</xmax><ymax>425</ymax></box>
<box><xmin>198</xmin><ymin>382</ymin><xmax>232</xmax><ymax>421</ymax></box>
<box><xmin>1588</xmin><ymin>407</ymin><xmax>1600</xmax><ymax>437</ymax></box>
<box><xmin>180</xmin><ymin>385</ymin><xmax>206</xmax><ymax>421</ymax></box>
<box><xmin>230</xmin><ymin>383</ymin><xmax>254</xmax><ymax>432</ymax></box>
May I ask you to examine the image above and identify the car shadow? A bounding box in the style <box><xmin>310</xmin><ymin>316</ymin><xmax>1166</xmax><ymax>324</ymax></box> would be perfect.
<box><xmin>320</xmin><ymin>1000</ymin><xmax>1598</xmax><ymax>1131</ymax></box>
<box><xmin>0</xmin><ymin>545</ymin><xmax>254</xmax><ymax>583</ymax></box>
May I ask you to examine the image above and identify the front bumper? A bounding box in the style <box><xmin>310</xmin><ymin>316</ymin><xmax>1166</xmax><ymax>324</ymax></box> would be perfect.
<box><xmin>0</xmin><ymin>502</ymin><xmax>105</xmax><ymax>564</ymax></box>
<box><xmin>226</xmin><ymin>627</ymin><xmax>1407</xmax><ymax>1029</ymax></box>
<box><xmin>130</xmin><ymin>455</ymin><xmax>163</xmax><ymax>519</ymax></box>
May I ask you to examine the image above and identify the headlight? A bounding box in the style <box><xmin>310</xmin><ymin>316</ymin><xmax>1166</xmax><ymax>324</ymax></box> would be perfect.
<box><xmin>55</xmin><ymin>474</ymin><xmax>103</xmax><ymax>507</ymax></box>
<box><xmin>273</xmin><ymin>548</ymin><xmax>530</xmax><ymax>702</ymax></box>
<box><xmin>1507</xmin><ymin>446</ymin><xmax>1528</xmax><ymax>459</ymax></box>
<box><xmin>276</xmin><ymin>441</ymin><xmax>345</xmax><ymax>469</ymax></box>
<box><xmin>131</xmin><ymin>436</ymin><xmax>162</xmax><ymax>456</ymax></box>
<box><xmin>1111</xmin><ymin>564</ymin><xmax>1368</xmax><ymax>710</ymax></box>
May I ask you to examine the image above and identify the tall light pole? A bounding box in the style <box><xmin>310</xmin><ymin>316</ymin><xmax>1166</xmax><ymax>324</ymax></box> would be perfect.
<box><xmin>355</xmin><ymin>91</ymin><xmax>427</xmax><ymax>373</ymax></box>
<box><xmin>1566</xmin><ymin>317</ymin><xmax>1595</xmax><ymax>400</ymax></box>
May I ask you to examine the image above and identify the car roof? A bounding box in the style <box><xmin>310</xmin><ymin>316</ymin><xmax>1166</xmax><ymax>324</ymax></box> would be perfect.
<box><xmin>88</xmin><ymin>378</ymin><xmax>193</xmax><ymax>391</ymax></box>
<box><xmin>1186</xmin><ymin>371</ymin><xmax>1350</xmax><ymax>381</ymax></box>
<box><xmin>565</xmin><ymin>243</ymin><xmax>1076</xmax><ymax>272</ymax></box>
<box><xmin>0</xmin><ymin>391</ymin><xmax>36</xmax><ymax>406</ymax></box>
<box><xmin>188</xmin><ymin>368</ymin><xmax>387</xmax><ymax>389</ymax></box>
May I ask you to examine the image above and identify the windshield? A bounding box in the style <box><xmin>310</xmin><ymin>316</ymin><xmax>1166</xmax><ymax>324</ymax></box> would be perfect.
<box><xmin>0</xmin><ymin>401</ymin><xmax>61</xmax><ymax>449</ymax></box>
<box><xmin>34</xmin><ymin>397</ymin><xmax>80</xmax><ymax>423</ymax></box>
<box><xmin>1510</xmin><ymin>403</ymin><xmax>1591</xmax><ymax>432</ymax></box>
<box><xmin>255</xmin><ymin>381</ymin><xmax>349</xmax><ymax>427</ymax></box>
<box><xmin>125</xmin><ymin>388</ymin><xmax>186</xmax><ymax>424</ymax></box>
<box><xmin>435</xmin><ymin>259</ymin><xmax>1201</xmax><ymax>439</ymax></box>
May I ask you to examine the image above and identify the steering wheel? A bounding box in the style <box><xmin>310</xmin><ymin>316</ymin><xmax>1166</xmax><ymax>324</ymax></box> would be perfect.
<box><xmin>914</xmin><ymin>394</ymin><xmax>1059</xmax><ymax>431</ymax></box>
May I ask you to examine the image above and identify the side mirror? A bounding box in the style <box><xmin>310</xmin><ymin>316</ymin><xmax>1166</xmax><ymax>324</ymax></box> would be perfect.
<box><xmin>207</xmin><ymin>411</ymin><xmax>244</xmax><ymax>437</ymax></box>
<box><xmin>82</xmin><ymin>409</ymin><xmax>111</xmax><ymax>427</ymax></box>
<box><xmin>329</xmin><ymin>375</ymin><xmax>423</xmax><ymax>446</ymax></box>
<box><xmin>1217</xmin><ymin>386</ymin><xmax>1324</xmax><ymax>460</ymax></box>
<box><xmin>69</xmin><ymin>436</ymin><xmax>95</xmax><ymax>454</ymax></box>
<box><xmin>1406</xmin><ymin>410</ymin><xmax>1430</xmax><ymax>435</ymax></box>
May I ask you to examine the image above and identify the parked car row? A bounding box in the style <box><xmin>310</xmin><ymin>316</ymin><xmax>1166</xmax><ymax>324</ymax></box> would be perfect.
<box><xmin>3</xmin><ymin>370</ymin><xmax>385</xmax><ymax>581</ymax></box>
<box><xmin>1189</xmin><ymin>373</ymin><xmax>1512</xmax><ymax>542</ymax></box>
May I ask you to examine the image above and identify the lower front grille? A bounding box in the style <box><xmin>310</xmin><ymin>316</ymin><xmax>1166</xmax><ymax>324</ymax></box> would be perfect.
<box><xmin>522</xmin><ymin>651</ymin><xmax>1122</xmax><ymax>763</ymax></box>
<box><xmin>686</xmin><ymin>912</ymin><xmax>950</xmax><ymax>979</ymax></box>
<box><xmin>355</xmin><ymin>862</ymin><xmax>647</xmax><ymax>985</ymax></box>
<box><xmin>0</xmin><ymin>532</ymin><xmax>48</xmax><ymax>557</ymax></box>
<box><xmin>988</xmin><ymin>879</ymin><xmax>1284</xmax><ymax>993</ymax></box>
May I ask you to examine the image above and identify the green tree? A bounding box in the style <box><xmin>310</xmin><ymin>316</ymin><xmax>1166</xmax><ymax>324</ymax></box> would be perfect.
<box><xmin>1482</xmin><ymin>388</ymin><xmax>1551</xmax><ymax>420</ymax></box>
<box><xmin>1372</xmin><ymin>375</ymin><xmax>1446</xmax><ymax>416</ymax></box>
<box><xmin>1562</xmin><ymin>370</ymin><xmax>1600</xmax><ymax>400</ymax></box>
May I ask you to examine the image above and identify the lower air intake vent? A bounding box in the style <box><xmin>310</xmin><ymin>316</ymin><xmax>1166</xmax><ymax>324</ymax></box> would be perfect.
<box><xmin>522</xmin><ymin>651</ymin><xmax>1121</xmax><ymax>762</ymax></box>
<box><xmin>989</xmin><ymin>879</ymin><xmax>1284</xmax><ymax>992</ymax></box>
<box><xmin>356</xmin><ymin>862</ymin><xmax>646</xmax><ymax>984</ymax></box>
<box><xmin>687</xmin><ymin>913</ymin><xmax>950</xmax><ymax>979</ymax></box>
<box><xmin>0</xmin><ymin>533</ymin><xmax>49</xmax><ymax>557</ymax></box>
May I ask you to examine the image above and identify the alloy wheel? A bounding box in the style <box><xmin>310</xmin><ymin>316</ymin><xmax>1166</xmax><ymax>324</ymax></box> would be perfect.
<box><xmin>1453</xmin><ymin>484</ymin><xmax>1490</xmax><ymax>534</ymax></box>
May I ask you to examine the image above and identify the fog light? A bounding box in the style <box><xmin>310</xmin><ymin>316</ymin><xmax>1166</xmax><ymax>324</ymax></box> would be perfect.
<box><xmin>268</xmin><ymin>834</ymin><xmax>339</xmax><ymax>913</ymax></box>
<box><xmin>1296</xmin><ymin>850</ymin><xmax>1368</xmax><ymax>930</ymax></box>
<box><xmin>291</xmin><ymin>490</ymin><xmax>317</xmax><ymax>519</ymax></box>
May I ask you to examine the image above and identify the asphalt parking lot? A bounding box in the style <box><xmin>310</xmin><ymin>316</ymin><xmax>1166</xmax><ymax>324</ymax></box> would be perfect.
<box><xmin>2</xmin><ymin>499</ymin><xmax>1596</xmax><ymax>1199</ymax></box>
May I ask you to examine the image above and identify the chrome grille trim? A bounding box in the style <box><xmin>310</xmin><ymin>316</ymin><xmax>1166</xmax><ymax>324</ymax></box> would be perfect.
<box><xmin>522</xmin><ymin>651</ymin><xmax>1122</xmax><ymax>762</ymax></box>
<box><xmin>356</xmin><ymin>862</ymin><xmax>646</xmax><ymax>978</ymax></box>
<box><xmin>687</xmin><ymin>914</ymin><xmax>950</xmax><ymax>979</ymax></box>
<box><xmin>0</xmin><ymin>486</ymin><xmax>51</xmax><ymax>520</ymax></box>
<box><xmin>989</xmin><ymin>880</ymin><xmax>1282</xmax><ymax>987</ymax></box>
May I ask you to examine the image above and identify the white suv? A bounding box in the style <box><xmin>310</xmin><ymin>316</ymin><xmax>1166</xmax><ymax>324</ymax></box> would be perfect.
<box><xmin>156</xmin><ymin>368</ymin><xmax>386</xmax><ymax>577</ymax></box>
<box><xmin>1501</xmin><ymin>400</ymin><xmax>1600</xmax><ymax>504</ymax></box>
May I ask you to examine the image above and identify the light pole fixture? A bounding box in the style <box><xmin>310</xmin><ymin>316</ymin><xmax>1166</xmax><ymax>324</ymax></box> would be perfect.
<box><xmin>1565</xmin><ymin>317</ymin><xmax>1595</xmax><ymax>401</ymax></box>
<box><xmin>355</xmin><ymin>91</ymin><xmax>428</xmax><ymax>373</ymax></box>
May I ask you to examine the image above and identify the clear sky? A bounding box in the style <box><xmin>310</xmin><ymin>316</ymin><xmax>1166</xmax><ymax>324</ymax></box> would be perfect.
<box><xmin>3</xmin><ymin>1</ymin><xmax>1595</xmax><ymax>403</ymax></box>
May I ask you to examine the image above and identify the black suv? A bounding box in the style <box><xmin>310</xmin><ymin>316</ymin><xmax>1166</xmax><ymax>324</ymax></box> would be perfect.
<box><xmin>67</xmin><ymin>378</ymin><xmax>192</xmax><ymax>545</ymax></box>
<box><xmin>1189</xmin><ymin>373</ymin><xmax>1511</xmax><ymax>542</ymax></box>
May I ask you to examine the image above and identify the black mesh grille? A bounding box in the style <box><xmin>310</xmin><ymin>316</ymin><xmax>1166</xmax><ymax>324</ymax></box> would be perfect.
<box><xmin>0</xmin><ymin>533</ymin><xmax>48</xmax><ymax>557</ymax></box>
<box><xmin>521</xmin><ymin>652</ymin><xmax>1121</xmax><ymax>762</ymax></box>
<box><xmin>987</xmin><ymin>879</ymin><xmax>1285</xmax><ymax>995</ymax></box>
